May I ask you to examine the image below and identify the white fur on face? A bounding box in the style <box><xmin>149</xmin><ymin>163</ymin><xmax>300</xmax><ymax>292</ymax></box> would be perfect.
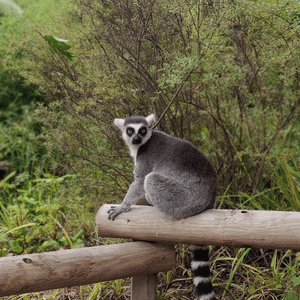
<box><xmin>145</xmin><ymin>114</ymin><xmax>156</xmax><ymax>127</ymax></box>
<box><xmin>114</xmin><ymin>118</ymin><xmax>125</xmax><ymax>129</ymax></box>
<box><xmin>122</xmin><ymin>123</ymin><xmax>152</xmax><ymax>164</ymax></box>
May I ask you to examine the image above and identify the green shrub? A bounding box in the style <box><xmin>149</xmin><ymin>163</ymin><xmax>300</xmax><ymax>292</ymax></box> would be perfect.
<box><xmin>23</xmin><ymin>0</ymin><xmax>300</xmax><ymax>210</ymax></box>
<box><xmin>0</xmin><ymin>172</ymin><xmax>93</xmax><ymax>255</ymax></box>
<box><xmin>0</xmin><ymin>67</ymin><xmax>44</xmax><ymax>122</ymax></box>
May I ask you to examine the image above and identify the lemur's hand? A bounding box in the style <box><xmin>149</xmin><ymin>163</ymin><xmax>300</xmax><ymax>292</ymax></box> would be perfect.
<box><xmin>107</xmin><ymin>205</ymin><xmax>129</xmax><ymax>220</ymax></box>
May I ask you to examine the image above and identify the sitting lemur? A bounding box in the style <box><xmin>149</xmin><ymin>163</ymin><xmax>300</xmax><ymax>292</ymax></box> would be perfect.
<box><xmin>108</xmin><ymin>114</ymin><xmax>217</xmax><ymax>300</ymax></box>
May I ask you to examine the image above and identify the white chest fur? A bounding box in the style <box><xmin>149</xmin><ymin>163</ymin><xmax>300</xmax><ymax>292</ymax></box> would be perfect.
<box><xmin>126</xmin><ymin>142</ymin><xmax>140</xmax><ymax>165</ymax></box>
<box><xmin>123</xmin><ymin>123</ymin><xmax>146</xmax><ymax>165</ymax></box>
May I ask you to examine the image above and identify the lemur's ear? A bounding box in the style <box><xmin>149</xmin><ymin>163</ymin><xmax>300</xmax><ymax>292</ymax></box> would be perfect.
<box><xmin>146</xmin><ymin>114</ymin><xmax>156</xmax><ymax>128</ymax></box>
<box><xmin>114</xmin><ymin>118</ymin><xmax>125</xmax><ymax>130</ymax></box>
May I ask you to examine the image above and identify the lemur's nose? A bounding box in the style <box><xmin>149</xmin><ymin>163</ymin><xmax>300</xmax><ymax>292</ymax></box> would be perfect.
<box><xmin>132</xmin><ymin>135</ymin><xmax>142</xmax><ymax>144</ymax></box>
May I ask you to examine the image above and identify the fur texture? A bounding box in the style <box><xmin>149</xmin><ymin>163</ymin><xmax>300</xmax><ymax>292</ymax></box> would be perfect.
<box><xmin>109</xmin><ymin>114</ymin><xmax>217</xmax><ymax>299</ymax></box>
<box><xmin>191</xmin><ymin>245</ymin><xmax>216</xmax><ymax>300</ymax></box>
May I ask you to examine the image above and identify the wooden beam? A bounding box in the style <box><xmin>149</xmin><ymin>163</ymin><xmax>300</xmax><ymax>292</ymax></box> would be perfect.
<box><xmin>97</xmin><ymin>204</ymin><xmax>300</xmax><ymax>250</ymax></box>
<box><xmin>0</xmin><ymin>242</ymin><xmax>175</xmax><ymax>297</ymax></box>
<box><xmin>131</xmin><ymin>274</ymin><xmax>157</xmax><ymax>300</ymax></box>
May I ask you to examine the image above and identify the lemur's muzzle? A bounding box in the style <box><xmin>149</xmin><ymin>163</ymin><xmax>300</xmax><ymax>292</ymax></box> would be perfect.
<box><xmin>132</xmin><ymin>135</ymin><xmax>142</xmax><ymax>144</ymax></box>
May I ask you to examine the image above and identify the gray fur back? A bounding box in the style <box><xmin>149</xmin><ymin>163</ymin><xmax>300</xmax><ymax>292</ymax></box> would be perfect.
<box><xmin>137</xmin><ymin>131</ymin><xmax>217</xmax><ymax>217</ymax></box>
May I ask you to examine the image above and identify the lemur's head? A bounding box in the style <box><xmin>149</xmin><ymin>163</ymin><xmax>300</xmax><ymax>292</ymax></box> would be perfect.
<box><xmin>114</xmin><ymin>114</ymin><xmax>155</xmax><ymax>147</ymax></box>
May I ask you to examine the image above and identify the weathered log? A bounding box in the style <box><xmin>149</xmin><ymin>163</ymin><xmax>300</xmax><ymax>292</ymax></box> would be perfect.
<box><xmin>97</xmin><ymin>204</ymin><xmax>300</xmax><ymax>250</ymax></box>
<box><xmin>0</xmin><ymin>241</ymin><xmax>175</xmax><ymax>297</ymax></box>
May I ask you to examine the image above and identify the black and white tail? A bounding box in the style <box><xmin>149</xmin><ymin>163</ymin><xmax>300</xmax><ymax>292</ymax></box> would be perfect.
<box><xmin>191</xmin><ymin>245</ymin><xmax>216</xmax><ymax>300</ymax></box>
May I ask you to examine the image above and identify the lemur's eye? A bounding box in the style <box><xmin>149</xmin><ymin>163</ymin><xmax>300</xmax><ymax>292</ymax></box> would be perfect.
<box><xmin>126</xmin><ymin>127</ymin><xmax>134</xmax><ymax>136</ymax></box>
<box><xmin>139</xmin><ymin>127</ymin><xmax>147</xmax><ymax>136</ymax></box>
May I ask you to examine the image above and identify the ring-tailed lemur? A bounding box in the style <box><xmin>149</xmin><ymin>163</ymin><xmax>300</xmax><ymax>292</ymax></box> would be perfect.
<box><xmin>108</xmin><ymin>114</ymin><xmax>217</xmax><ymax>300</ymax></box>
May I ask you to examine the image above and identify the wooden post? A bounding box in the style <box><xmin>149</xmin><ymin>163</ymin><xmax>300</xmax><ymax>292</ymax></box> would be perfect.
<box><xmin>131</xmin><ymin>274</ymin><xmax>157</xmax><ymax>300</ymax></box>
<box><xmin>0</xmin><ymin>242</ymin><xmax>175</xmax><ymax>297</ymax></box>
<box><xmin>97</xmin><ymin>204</ymin><xmax>300</xmax><ymax>250</ymax></box>
<box><xmin>130</xmin><ymin>197</ymin><xmax>159</xmax><ymax>300</ymax></box>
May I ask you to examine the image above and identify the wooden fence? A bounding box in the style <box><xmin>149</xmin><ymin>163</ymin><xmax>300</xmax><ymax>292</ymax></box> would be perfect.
<box><xmin>96</xmin><ymin>204</ymin><xmax>300</xmax><ymax>250</ymax></box>
<box><xmin>1</xmin><ymin>204</ymin><xmax>300</xmax><ymax>299</ymax></box>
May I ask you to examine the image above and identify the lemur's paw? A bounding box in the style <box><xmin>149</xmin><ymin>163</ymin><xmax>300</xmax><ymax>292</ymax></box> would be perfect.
<box><xmin>107</xmin><ymin>206</ymin><xmax>127</xmax><ymax>220</ymax></box>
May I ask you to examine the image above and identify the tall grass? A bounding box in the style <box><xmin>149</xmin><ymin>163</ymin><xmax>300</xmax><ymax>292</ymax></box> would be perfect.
<box><xmin>0</xmin><ymin>105</ymin><xmax>94</xmax><ymax>256</ymax></box>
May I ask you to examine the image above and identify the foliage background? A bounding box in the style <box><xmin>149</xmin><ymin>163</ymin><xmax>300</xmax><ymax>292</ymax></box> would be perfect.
<box><xmin>27</xmin><ymin>0</ymin><xmax>300</xmax><ymax>209</ymax></box>
<box><xmin>0</xmin><ymin>0</ymin><xmax>300</xmax><ymax>299</ymax></box>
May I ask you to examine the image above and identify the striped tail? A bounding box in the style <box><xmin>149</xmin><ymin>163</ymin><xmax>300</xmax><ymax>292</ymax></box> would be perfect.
<box><xmin>190</xmin><ymin>245</ymin><xmax>216</xmax><ymax>300</ymax></box>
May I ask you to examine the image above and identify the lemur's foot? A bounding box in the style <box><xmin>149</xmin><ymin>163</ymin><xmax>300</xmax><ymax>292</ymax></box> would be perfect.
<box><xmin>107</xmin><ymin>205</ymin><xmax>128</xmax><ymax>220</ymax></box>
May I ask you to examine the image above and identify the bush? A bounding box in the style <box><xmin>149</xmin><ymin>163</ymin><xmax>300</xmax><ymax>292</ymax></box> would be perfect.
<box><xmin>0</xmin><ymin>67</ymin><xmax>44</xmax><ymax>122</ymax></box>
<box><xmin>0</xmin><ymin>64</ymin><xmax>46</xmax><ymax>179</ymax></box>
<box><xmin>23</xmin><ymin>0</ymin><xmax>300</xmax><ymax>209</ymax></box>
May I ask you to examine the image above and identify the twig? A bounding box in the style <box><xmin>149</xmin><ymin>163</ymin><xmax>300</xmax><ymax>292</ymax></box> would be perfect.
<box><xmin>153</xmin><ymin>68</ymin><xmax>194</xmax><ymax>128</ymax></box>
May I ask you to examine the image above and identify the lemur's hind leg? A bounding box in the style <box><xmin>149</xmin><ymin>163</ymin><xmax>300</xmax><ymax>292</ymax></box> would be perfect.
<box><xmin>144</xmin><ymin>172</ymin><xmax>206</xmax><ymax>218</ymax></box>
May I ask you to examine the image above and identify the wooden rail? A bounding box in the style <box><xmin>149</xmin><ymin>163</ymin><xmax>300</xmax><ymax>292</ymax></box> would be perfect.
<box><xmin>2</xmin><ymin>205</ymin><xmax>300</xmax><ymax>299</ymax></box>
<box><xmin>0</xmin><ymin>241</ymin><xmax>175</xmax><ymax>297</ymax></box>
<box><xmin>97</xmin><ymin>204</ymin><xmax>300</xmax><ymax>250</ymax></box>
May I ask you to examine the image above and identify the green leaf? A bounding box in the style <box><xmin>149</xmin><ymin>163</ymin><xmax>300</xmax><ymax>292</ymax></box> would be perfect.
<box><xmin>0</xmin><ymin>223</ymin><xmax>37</xmax><ymax>238</ymax></box>
<box><xmin>291</xmin><ymin>276</ymin><xmax>300</xmax><ymax>287</ymax></box>
<box><xmin>39</xmin><ymin>240</ymin><xmax>59</xmax><ymax>251</ymax></box>
<box><xmin>284</xmin><ymin>290</ymin><xmax>298</xmax><ymax>300</ymax></box>
<box><xmin>8</xmin><ymin>240</ymin><xmax>22</xmax><ymax>253</ymax></box>
<box><xmin>0</xmin><ymin>247</ymin><xmax>8</xmax><ymax>257</ymax></box>
<box><xmin>43</xmin><ymin>35</ymin><xmax>74</xmax><ymax>60</ymax></box>
<box><xmin>72</xmin><ymin>229</ymin><xmax>84</xmax><ymax>242</ymax></box>
<box><xmin>73</xmin><ymin>242</ymin><xmax>85</xmax><ymax>248</ymax></box>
